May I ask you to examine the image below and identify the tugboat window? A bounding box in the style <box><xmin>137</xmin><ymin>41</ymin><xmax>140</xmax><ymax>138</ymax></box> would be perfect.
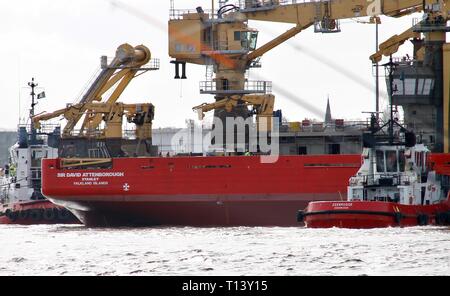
<box><xmin>404</xmin><ymin>79</ymin><xmax>416</xmax><ymax>95</ymax></box>
<box><xmin>376</xmin><ymin>150</ymin><xmax>385</xmax><ymax>173</ymax></box>
<box><xmin>399</xmin><ymin>150</ymin><xmax>405</xmax><ymax>172</ymax></box>
<box><xmin>417</xmin><ymin>78</ymin><xmax>425</xmax><ymax>95</ymax></box>
<box><xmin>386</xmin><ymin>151</ymin><xmax>397</xmax><ymax>173</ymax></box>
<box><xmin>392</xmin><ymin>79</ymin><xmax>404</xmax><ymax>95</ymax></box>
<box><xmin>423</xmin><ymin>79</ymin><xmax>434</xmax><ymax>95</ymax></box>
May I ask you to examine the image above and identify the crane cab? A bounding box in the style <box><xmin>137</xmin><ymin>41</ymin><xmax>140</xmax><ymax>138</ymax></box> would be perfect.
<box><xmin>169</xmin><ymin>9</ymin><xmax>259</xmax><ymax>62</ymax></box>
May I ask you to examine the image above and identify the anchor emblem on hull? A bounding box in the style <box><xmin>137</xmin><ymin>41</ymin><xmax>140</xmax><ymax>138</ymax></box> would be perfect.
<box><xmin>123</xmin><ymin>183</ymin><xmax>130</xmax><ymax>192</ymax></box>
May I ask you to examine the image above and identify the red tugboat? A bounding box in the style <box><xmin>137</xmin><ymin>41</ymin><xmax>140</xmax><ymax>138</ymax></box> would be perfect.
<box><xmin>298</xmin><ymin>58</ymin><xmax>450</xmax><ymax>229</ymax></box>
<box><xmin>298</xmin><ymin>143</ymin><xmax>450</xmax><ymax>228</ymax></box>
<box><xmin>0</xmin><ymin>79</ymin><xmax>79</xmax><ymax>225</ymax></box>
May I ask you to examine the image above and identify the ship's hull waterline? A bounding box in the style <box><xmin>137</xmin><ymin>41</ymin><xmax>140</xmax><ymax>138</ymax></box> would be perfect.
<box><xmin>42</xmin><ymin>155</ymin><xmax>362</xmax><ymax>227</ymax></box>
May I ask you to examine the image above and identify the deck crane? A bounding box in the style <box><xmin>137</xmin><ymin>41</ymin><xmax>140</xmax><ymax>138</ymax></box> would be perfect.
<box><xmin>168</xmin><ymin>0</ymin><xmax>442</xmax><ymax>149</ymax></box>
<box><xmin>33</xmin><ymin>43</ymin><xmax>159</xmax><ymax>158</ymax></box>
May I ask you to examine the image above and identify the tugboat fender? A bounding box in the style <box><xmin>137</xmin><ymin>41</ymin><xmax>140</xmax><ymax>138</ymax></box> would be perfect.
<box><xmin>43</xmin><ymin>209</ymin><xmax>56</xmax><ymax>221</ymax></box>
<box><xmin>18</xmin><ymin>210</ymin><xmax>29</xmax><ymax>220</ymax></box>
<box><xmin>30</xmin><ymin>209</ymin><xmax>43</xmax><ymax>221</ymax></box>
<box><xmin>297</xmin><ymin>211</ymin><xmax>305</xmax><ymax>223</ymax></box>
<box><xmin>57</xmin><ymin>209</ymin><xmax>71</xmax><ymax>221</ymax></box>
<box><xmin>435</xmin><ymin>212</ymin><xmax>450</xmax><ymax>225</ymax></box>
<box><xmin>394</xmin><ymin>212</ymin><xmax>403</xmax><ymax>224</ymax></box>
<box><xmin>417</xmin><ymin>214</ymin><xmax>428</xmax><ymax>226</ymax></box>
<box><xmin>5</xmin><ymin>209</ymin><xmax>18</xmax><ymax>222</ymax></box>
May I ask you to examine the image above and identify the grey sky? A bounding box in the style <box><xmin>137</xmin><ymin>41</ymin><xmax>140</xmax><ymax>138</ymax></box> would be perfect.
<box><xmin>0</xmin><ymin>0</ymin><xmax>419</xmax><ymax>130</ymax></box>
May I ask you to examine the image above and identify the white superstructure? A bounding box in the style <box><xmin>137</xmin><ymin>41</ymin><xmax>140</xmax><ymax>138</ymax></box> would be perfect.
<box><xmin>1</xmin><ymin>126</ymin><xmax>58</xmax><ymax>204</ymax></box>
<box><xmin>348</xmin><ymin>143</ymin><xmax>447</xmax><ymax>206</ymax></box>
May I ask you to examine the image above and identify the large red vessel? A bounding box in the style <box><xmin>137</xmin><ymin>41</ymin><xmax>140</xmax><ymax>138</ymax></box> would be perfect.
<box><xmin>41</xmin><ymin>155</ymin><xmax>361</xmax><ymax>227</ymax></box>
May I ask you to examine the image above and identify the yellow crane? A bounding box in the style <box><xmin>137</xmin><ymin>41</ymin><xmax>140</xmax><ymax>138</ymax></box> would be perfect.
<box><xmin>193</xmin><ymin>94</ymin><xmax>275</xmax><ymax>132</ymax></box>
<box><xmin>369</xmin><ymin>1</ymin><xmax>450</xmax><ymax>152</ymax></box>
<box><xmin>169</xmin><ymin>0</ymin><xmax>442</xmax><ymax>133</ymax></box>
<box><xmin>370</xmin><ymin>27</ymin><xmax>422</xmax><ymax>63</ymax></box>
<box><xmin>33</xmin><ymin>43</ymin><xmax>156</xmax><ymax>138</ymax></box>
<box><xmin>33</xmin><ymin>43</ymin><xmax>159</xmax><ymax>158</ymax></box>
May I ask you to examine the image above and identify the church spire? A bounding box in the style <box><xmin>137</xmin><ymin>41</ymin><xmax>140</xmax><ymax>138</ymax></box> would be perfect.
<box><xmin>325</xmin><ymin>96</ymin><xmax>332</xmax><ymax>124</ymax></box>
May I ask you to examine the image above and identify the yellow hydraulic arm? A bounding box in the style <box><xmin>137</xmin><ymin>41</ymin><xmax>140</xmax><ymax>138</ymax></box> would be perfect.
<box><xmin>241</xmin><ymin>0</ymin><xmax>426</xmax><ymax>24</ymax></box>
<box><xmin>193</xmin><ymin>94</ymin><xmax>275</xmax><ymax>131</ymax></box>
<box><xmin>33</xmin><ymin>43</ymin><xmax>153</xmax><ymax>138</ymax></box>
<box><xmin>34</xmin><ymin>101</ymin><xmax>155</xmax><ymax>139</ymax></box>
<box><xmin>370</xmin><ymin>27</ymin><xmax>421</xmax><ymax>63</ymax></box>
<box><xmin>246</xmin><ymin>24</ymin><xmax>309</xmax><ymax>61</ymax></box>
<box><xmin>241</xmin><ymin>0</ymin><xmax>447</xmax><ymax>63</ymax></box>
<box><xmin>79</xmin><ymin>102</ymin><xmax>155</xmax><ymax>140</ymax></box>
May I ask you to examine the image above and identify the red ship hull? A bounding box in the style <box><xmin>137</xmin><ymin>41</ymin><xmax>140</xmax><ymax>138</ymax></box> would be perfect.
<box><xmin>299</xmin><ymin>200</ymin><xmax>450</xmax><ymax>229</ymax></box>
<box><xmin>41</xmin><ymin>155</ymin><xmax>362</xmax><ymax>227</ymax></box>
<box><xmin>0</xmin><ymin>200</ymin><xmax>79</xmax><ymax>225</ymax></box>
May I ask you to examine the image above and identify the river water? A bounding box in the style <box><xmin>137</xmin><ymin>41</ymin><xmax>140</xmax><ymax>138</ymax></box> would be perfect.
<box><xmin>0</xmin><ymin>225</ymin><xmax>448</xmax><ymax>276</ymax></box>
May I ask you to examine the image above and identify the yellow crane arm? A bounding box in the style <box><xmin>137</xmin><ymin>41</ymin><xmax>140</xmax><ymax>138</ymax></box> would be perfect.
<box><xmin>370</xmin><ymin>27</ymin><xmax>421</xmax><ymax>63</ymax></box>
<box><xmin>247</xmin><ymin>24</ymin><xmax>310</xmax><ymax>61</ymax></box>
<box><xmin>59</xmin><ymin>102</ymin><xmax>155</xmax><ymax>139</ymax></box>
<box><xmin>240</xmin><ymin>0</ymin><xmax>427</xmax><ymax>24</ymax></box>
<box><xmin>79</xmin><ymin>68</ymin><xmax>141</xmax><ymax>134</ymax></box>
<box><xmin>193</xmin><ymin>99</ymin><xmax>238</xmax><ymax>120</ymax></box>
<box><xmin>32</xmin><ymin>108</ymin><xmax>69</xmax><ymax>129</ymax></box>
<box><xmin>193</xmin><ymin>94</ymin><xmax>275</xmax><ymax>131</ymax></box>
<box><xmin>64</xmin><ymin>44</ymin><xmax>151</xmax><ymax>137</ymax></box>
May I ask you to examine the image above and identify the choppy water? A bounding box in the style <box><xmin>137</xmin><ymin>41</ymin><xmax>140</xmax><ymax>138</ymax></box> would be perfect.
<box><xmin>0</xmin><ymin>225</ymin><xmax>449</xmax><ymax>276</ymax></box>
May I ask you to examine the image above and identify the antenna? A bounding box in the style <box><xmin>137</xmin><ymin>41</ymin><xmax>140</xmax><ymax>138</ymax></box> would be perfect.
<box><xmin>375</xmin><ymin>20</ymin><xmax>380</xmax><ymax>120</ymax></box>
<box><xmin>387</xmin><ymin>55</ymin><xmax>396</xmax><ymax>145</ymax></box>
<box><xmin>28</xmin><ymin>78</ymin><xmax>38</xmax><ymax>144</ymax></box>
<box><xmin>27</xmin><ymin>78</ymin><xmax>45</xmax><ymax>144</ymax></box>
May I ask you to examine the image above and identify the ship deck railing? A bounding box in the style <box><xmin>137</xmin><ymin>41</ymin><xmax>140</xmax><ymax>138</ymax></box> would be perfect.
<box><xmin>170</xmin><ymin>1</ymin><xmax>315</xmax><ymax>20</ymax></box>
<box><xmin>236</xmin><ymin>0</ymin><xmax>314</xmax><ymax>12</ymax></box>
<box><xmin>20</xmin><ymin>124</ymin><xmax>61</xmax><ymax>135</ymax></box>
<box><xmin>169</xmin><ymin>8</ymin><xmax>216</xmax><ymax>20</ymax></box>
<box><xmin>100</xmin><ymin>56</ymin><xmax>160</xmax><ymax>71</ymax></box>
<box><xmin>199</xmin><ymin>80</ymin><xmax>272</xmax><ymax>95</ymax></box>
<box><xmin>357</xmin><ymin>173</ymin><xmax>414</xmax><ymax>187</ymax></box>
<box><xmin>59</xmin><ymin>158</ymin><xmax>113</xmax><ymax>170</ymax></box>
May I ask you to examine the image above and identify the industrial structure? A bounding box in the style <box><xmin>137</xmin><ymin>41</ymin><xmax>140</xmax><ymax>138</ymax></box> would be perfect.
<box><xmin>32</xmin><ymin>44</ymin><xmax>160</xmax><ymax>160</ymax></box>
<box><xmin>168</xmin><ymin>0</ymin><xmax>450</xmax><ymax>152</ymax></box>
<box><xmin>24</xmin><ymin>0</ymin><xmax>450</xmax><ymax>227</ymax></box>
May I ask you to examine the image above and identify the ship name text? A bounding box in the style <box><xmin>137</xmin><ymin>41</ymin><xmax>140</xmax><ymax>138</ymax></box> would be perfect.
<box><xmin>57</xmin><ymin>172</ymin><xmax>125</xmax><ymax>178</ymax></box>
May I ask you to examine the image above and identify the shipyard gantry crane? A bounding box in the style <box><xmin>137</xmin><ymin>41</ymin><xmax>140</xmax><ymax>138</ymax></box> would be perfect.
<box><xmin>369</xmin><ymin>1</ymin><xmax>450</xmax><ymax>152</ymax></box>
<box><xmin>168</xmin><ymin>0</ymin><xmax>444</xmax><ymax>149</ymax></box>
<box><xmin>33</xmin><ymin>43</ymin><xmax>159</xmax><ymax>158</ymax></box>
